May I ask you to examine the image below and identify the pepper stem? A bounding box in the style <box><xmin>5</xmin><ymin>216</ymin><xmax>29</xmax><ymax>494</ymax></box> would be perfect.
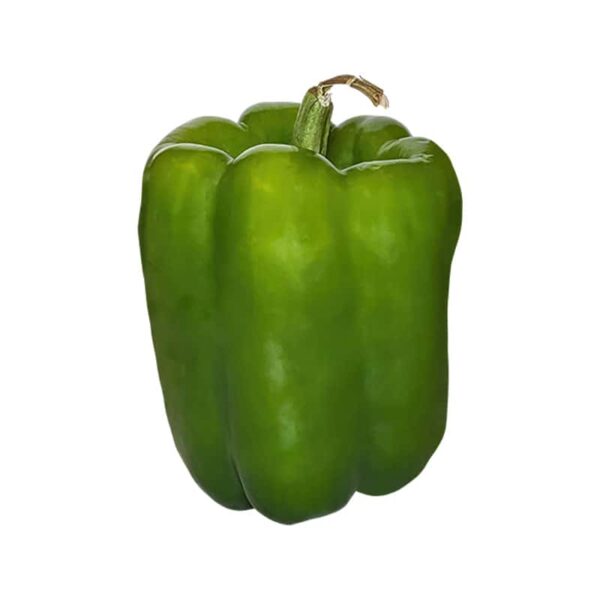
<box><xmin>292</xmin><ymin>75</ymin><xmax>389</xmax><ymax>154</ymax></box>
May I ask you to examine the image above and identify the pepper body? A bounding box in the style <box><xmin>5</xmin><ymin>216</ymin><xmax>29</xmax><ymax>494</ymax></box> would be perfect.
<box><xmin>139</xmin><ymin>102</ymin><xmax>461</xmax><ymax>524</ymax></box>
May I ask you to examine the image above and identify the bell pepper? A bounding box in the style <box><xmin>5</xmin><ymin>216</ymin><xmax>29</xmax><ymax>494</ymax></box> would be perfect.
<box><xmin>139</xmin><ymin>75</ymin><xmax>461</xmax><ymax>524</ymax></box>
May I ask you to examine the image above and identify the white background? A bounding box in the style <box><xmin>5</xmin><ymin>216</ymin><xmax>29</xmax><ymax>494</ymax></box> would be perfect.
<box><xmin>1</xmin><ymin>1</ymin><xmax>598</xmax><ymax>598</ymax></box>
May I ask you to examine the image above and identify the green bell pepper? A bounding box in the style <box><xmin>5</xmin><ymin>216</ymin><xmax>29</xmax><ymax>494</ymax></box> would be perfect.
<box><xmin>139</xmin><ymin>75</ymin><xmax>461</xmax><ymax>524</ymax></box>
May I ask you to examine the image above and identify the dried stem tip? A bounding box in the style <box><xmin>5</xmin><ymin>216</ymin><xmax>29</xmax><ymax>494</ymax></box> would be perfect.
<box><xmin>309</xmin><ymin>74</ymin><xmax>389</xmax><ymax>109</ymax></box>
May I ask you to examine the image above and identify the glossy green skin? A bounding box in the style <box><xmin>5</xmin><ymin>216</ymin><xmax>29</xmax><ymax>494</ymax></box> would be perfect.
<box><xmin>139</xmin><ymin>102</ymin><xmax>461</xmax><ymax>524</ymax></box>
